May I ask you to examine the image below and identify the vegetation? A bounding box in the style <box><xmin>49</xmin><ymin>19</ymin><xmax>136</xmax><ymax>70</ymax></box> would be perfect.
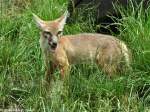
<box><xmin>0</xmin><ymin>0</ymin><xmax>150</xmax><ymax>111</ymax></box>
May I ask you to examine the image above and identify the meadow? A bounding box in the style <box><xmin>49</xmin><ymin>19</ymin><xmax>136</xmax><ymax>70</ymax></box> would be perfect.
<box><xmin>0</xmin><ymin>0</ymin><xmax>150</xmax><ymax>111</ymax></box>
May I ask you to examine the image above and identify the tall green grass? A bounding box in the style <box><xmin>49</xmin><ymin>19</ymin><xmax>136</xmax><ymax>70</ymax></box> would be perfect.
<box><xmin>0</xmin><ymin>0</ymin><xmax>150</xmax><ymax>111</ymax></box>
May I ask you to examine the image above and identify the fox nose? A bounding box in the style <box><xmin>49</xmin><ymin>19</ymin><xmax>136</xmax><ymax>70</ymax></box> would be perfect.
<box><xmin>51</xmin><ymin>42</ymin><xmax>57</xmax><ymax>49</ymax></box>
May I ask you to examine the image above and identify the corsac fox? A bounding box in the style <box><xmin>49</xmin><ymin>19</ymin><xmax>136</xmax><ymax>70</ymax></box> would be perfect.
<box><xmin>33</xmin><ymin>11</ymin><xmax>131</xmax><ymax>82</ymax></box>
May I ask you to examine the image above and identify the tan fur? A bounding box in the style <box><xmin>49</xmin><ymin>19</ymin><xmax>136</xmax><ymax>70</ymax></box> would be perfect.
<box><xmin>33</xmin><ymin>12</ymin><xmax>131</xmax><ymax>82</ymax></box>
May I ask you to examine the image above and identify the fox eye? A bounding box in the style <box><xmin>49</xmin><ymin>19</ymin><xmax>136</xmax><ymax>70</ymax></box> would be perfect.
<box><xmin>57</xmin><ymin>31</ymin><xmax>62</xmax><ymax>36</ymax></box>
<box><xmin>43</xmin><ymin>31</ymin><xmax>52</xmax><ymax>39</ymax></box>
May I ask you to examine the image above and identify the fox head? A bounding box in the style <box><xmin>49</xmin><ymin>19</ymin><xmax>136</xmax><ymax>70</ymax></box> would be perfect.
<box><xmin>33</xmin><ymin>11</ymin><xmax>69</xmax><ymax>52</ymax></box>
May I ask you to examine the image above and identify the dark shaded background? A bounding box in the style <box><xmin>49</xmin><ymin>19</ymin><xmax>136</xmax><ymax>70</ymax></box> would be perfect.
<box><xmin>67</xmin><ymin>0</ymin><xmax>150</xmax><ymax>34</ymax></box>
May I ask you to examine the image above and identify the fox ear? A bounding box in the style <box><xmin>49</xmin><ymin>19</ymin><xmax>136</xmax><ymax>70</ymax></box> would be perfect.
<box><xmin>57</xmin><ymin>11</ymin><xmax>69</xmax><ymax>31</ymax></box>
<box><xmin>32</xmin><ymin>13</ymin><xmax>45</xmax><ymax>30</ymax></box>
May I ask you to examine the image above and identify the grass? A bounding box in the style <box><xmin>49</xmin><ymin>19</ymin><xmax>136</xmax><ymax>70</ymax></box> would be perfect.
<box><xmin>0</xmin><ymin>0</ymin><xmax>150</xmax><ymax>111</ymax></box>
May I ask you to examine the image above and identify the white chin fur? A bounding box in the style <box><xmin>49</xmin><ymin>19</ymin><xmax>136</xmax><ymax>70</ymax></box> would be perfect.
<box><xmin>49</xmin><ymin>48</ymin><xmax>55</xmax><ymax>53</ymax></box>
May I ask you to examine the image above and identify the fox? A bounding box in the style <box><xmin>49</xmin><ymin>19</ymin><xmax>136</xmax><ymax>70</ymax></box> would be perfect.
<box><xmin>33</xmin><ymin>11</ymin><xmax>131</xmax><ymax>82</ymax></box>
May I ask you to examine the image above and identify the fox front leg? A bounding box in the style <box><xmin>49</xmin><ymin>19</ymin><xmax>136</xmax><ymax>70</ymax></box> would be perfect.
<box><xmin>45</xmin><ymin>61</ymin><xmax>56</xmax><ymax>83</ymax></box>
<box><xmin>60</xmin><ymin>64</ymin><xmax>70</xmax><ymax>80</ymax></box>
<box><xmin>57</xmin><ymin>57</ymin><xmax>70</xmax><ymax>80</ymax></box>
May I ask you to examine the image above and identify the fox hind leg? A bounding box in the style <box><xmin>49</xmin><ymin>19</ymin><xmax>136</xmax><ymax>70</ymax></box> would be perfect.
<box><xmin>96</xmin><ymin>52</ymin><xmax>118</xmax><ymax>78</ymax></box>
